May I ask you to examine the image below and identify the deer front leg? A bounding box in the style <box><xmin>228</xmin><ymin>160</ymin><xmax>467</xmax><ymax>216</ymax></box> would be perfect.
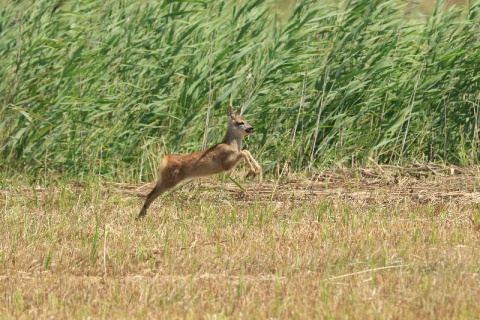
<box><xmin>241</xmin><ymin>150</ymin><xmax>262</xmax><ymax>181</ymax></box>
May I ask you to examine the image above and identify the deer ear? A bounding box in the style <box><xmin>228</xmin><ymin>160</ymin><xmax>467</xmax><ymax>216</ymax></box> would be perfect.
<box><xmin>236</xmin><ymin>107</ymin><xmax>242</xmax><ymax>115</ymax></box>
<box><xmin>227</xmin><ymin>106</ymin><xmax>235</xmax><ymax>119</ymax></box>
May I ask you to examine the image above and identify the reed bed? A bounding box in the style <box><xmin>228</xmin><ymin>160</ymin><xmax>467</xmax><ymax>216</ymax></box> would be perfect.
<box><xmin>1</xmin><ymin>0</ymin><xmax>480</xmax><ymax>182</ymax></box>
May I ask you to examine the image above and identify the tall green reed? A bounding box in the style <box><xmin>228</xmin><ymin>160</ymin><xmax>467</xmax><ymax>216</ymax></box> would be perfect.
<box><xmin>1</xmin><ymin>0</ymin><xmax>479</xmax><ymax>182</ymax></box>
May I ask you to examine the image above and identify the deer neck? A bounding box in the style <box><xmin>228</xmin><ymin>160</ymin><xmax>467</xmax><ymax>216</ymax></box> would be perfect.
<box><xmin>223</xmin><ymin>125</ymin><xmax>242</xmax><ymax>151</ymax></box>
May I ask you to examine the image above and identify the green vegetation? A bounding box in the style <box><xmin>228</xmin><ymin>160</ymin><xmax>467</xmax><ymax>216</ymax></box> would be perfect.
<box><xmin>1</xmin><ymin>0</ymin><xmax>479</xmax><ymax>182</ymax></box>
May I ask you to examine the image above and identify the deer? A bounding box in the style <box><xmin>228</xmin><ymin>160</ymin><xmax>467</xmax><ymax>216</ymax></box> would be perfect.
<box><xmin>138</xmin><ymin>106</ymin><xmax>262</xmax><ymax>218</ymax></box>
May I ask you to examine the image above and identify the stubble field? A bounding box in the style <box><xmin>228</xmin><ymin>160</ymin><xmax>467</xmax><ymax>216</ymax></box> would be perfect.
<box><xmin>1</xmin><ymin>165</ymin><xmax>480</xmax><ymax>319</ymax></box>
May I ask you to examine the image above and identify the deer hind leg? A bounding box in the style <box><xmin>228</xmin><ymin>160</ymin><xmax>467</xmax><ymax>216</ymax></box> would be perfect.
<box><xmin>138</xmin><ymin>156</ymin><xmax>183</xmax><ymax>219</ymax></box>
<box><xmin>138</xmin><ymin>179</ymin><xmax>175</xmax><ymax>219</ymax></box>
<box><xmin>241</xmin><ymin>150</ymin><xmax>262</xmax><ymax>181</ymax></box>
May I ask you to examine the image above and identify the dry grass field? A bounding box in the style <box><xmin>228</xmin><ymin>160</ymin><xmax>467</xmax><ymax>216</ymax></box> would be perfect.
<box><xmin>1</xmin><ymin>165</ymin><xmax>480</xmax><ymax>319</ymax></box>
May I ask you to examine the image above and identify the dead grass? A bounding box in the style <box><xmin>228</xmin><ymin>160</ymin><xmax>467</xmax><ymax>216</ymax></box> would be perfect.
<box><xmin>1</xmin><ymin>165</ymin><xmax>480</xmax><ymax>319</ymax></box>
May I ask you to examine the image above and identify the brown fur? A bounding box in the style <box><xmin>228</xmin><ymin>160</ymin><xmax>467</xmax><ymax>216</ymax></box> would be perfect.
<box><xmin>138</xmin><ymin>106</ymin><xmax>261</xmax><ymax>218</ymax></box>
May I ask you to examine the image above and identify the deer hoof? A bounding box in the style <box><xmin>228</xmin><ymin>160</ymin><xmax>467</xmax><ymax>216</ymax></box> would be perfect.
<box><xmin>137</xmin><ymin>206</ymin><xmax>147</xmax><ymax>219</ymax></box>
<box><xmin>246</xmin><ymin>170</ymin><xmax>257</xmax><ymax>179</ymax></box>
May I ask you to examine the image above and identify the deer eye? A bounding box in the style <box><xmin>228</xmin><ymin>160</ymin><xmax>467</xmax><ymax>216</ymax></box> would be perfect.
<box><xmin>235</xmin><ymin>121</ymin><xmax>244</xmax><ymax>125</ymax></box>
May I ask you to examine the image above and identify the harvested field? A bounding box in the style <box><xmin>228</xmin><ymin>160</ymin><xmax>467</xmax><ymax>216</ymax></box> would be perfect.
<box><xmin>1</xmin><ymin>165</ymin><xmax>480</xmax><ymax>318</ymax></box>
<box><xmin>130</xmin><ymin>164</ymin><xmax>480</xmax><ymax>206</ymax></box>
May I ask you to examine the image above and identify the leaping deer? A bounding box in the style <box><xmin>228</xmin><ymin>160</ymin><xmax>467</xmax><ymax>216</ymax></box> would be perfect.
<box><xmin>138</xmin><ymin>106</ymin><xmax>262</xmax><ymax>218</ymax></box>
